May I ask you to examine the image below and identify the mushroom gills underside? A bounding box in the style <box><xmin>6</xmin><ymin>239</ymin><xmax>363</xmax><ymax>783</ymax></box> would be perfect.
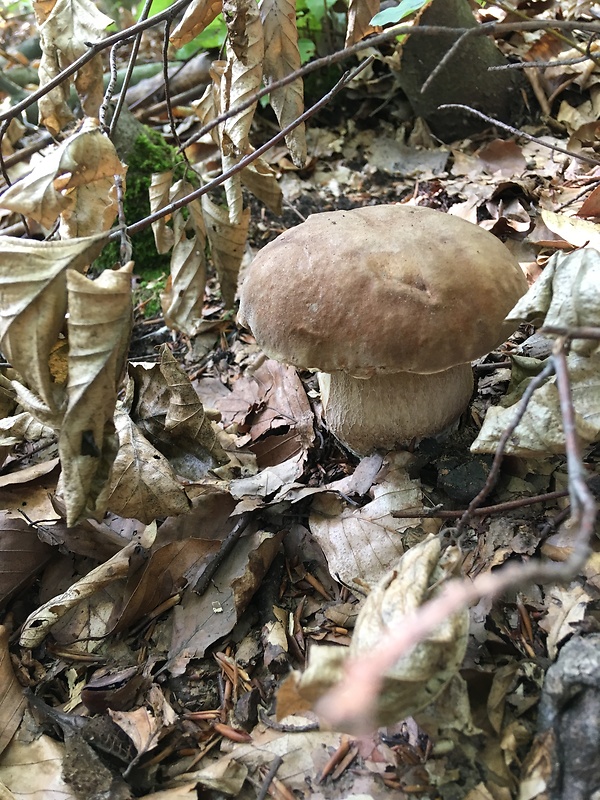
<box><xmin>318</xmin><ymin>365</ymin><xmax>474</xmax><ymax>455</ymax></box>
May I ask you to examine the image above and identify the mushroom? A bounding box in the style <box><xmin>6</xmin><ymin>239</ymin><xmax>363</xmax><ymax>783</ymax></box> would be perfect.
<box><xmin>238</xmin><ymin>204</ymin><xmax>528</xmax><ymax>455</ymax></box>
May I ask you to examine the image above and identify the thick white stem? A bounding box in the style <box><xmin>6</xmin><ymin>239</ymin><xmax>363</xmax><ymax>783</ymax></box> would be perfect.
<box><xmin>319</xmin><ymin>365</ymin><xmax>474</xmax><ymax>455</ymax></box>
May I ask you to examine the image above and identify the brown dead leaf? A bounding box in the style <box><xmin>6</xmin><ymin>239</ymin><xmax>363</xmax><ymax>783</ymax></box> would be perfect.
<box><xmin>110</xmin><ymin>537</ymin><xmax>222</xmax><ymax>633</ymax></box>
<box><xmin>345</xmin><ymin>0</ymin><xmax>380</xmax><ymax>46</ymax></box>
<box><xmin>309</xmin><ymin>452</ymin><xmax>422</xmax><ymax>590</ymax></box>
<box><xmin>129</xmin><ymin>346</ymin><xmax>228</xmax><ymax>480</ymax></box>
<box><xmin>202</xmin><ymin>194</ymin><xmax>250</xmax><ymax>306</ymax></box>
<box><xmin>0</xmin><ymin>120</ymin><xmax>125</xmax><ymax>234</ymax></box>
<box><xmin>35</xmin><ymin>0</ymin><xmax>114</xmax><ymax>133</ymax></box>
<box><xmin>19</xmin><ymin>513</ymin><xmax>156</xmax><ymax>650</ymax></box>
<box><xmin>110</xmin><ymin>685</ymin><xmax>177</xmax><ymax>761</ymax></box>
<box><xmin>168</xmin><ymin>529</ymin><xmax>283</xmax><ymax>673</ymax></box>
<box><xmin>170</xmin><ymin>0</ymin><xmax>222</xmax><ymax>50</ymax></box>
<box><xmin>58</xmin><ymin>263</ymin><xmax>133</xmax><ymax>526</ymax></box>
<box><xmin>0</xmin><ymin>734</ymin><xmax>73</xmax><ymax>797</ymax></box>
<box><xmin>107</xmin><ymin>408</ymin><xmax>190</xmax><ymax>524</ymax></box>
<box><xmin>0</xmin><ymin>233</ymin><xmax>108</xmax><ymax>420</ymax></box>
<box><xmin>260</xmin><ymin>0</ymin><xmax>306</xmax><ymax>167</ymax></box>
<box><xmin>0</xmin><ymin>514</ymin><xmax>54</xmax><ymax>609</ymax></box>
<box><xmin>0</xmin><ymin>625</ymin><xmax>27</xmax><ymax>756</ymax></box>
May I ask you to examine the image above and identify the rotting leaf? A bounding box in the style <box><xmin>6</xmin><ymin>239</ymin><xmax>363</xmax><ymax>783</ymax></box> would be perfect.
<box><xmin>0</xmin><ymin>625</ymin><xmax>27</xmax><ymax>756</ymax></box>
<box><xmin>0</xmin><ymin>514</ymin><xmax>54</xmax><ymax>610</ymax></box>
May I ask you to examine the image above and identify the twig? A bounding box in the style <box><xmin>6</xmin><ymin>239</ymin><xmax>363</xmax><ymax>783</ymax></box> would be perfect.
<box><xmin>438</xmin><ymin>104</ymin><xmax>600</xmax><ymax>167</ymax></box>
<box><xmin>393</xmin><ymin>488</ymin><xmax>572</xmax><ymax>519</ymax></box>
<box><xmin>109</xmin><ymin>0</ymin><xmax>154</xmax><ymax>139</ymax></box>
<box><xmin>257</xmin><ymin>756</ymin><xmax>283</xmax><ymax>800</ymax></box>
<box><xmin>193</xmin><ymin>512</ymin><xmax>251</xmax><ymax>595</ymax></box>
<box><xmin>542</xmin><ymin>325</ymin><xmax>600</xmax><ymax>341</ymax></box>
<box><xmin>123</xmin><ymin>57</ymin><xmax>374</xmax><ymax>237</ymax></box>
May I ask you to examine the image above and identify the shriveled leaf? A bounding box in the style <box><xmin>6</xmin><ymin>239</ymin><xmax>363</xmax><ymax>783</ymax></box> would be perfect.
<box><xmin>168</xmin><ymin>530</ymin><xmax>284</xmax><ymax>673</ymax></box>
<box><xmin>346</xmin><ymin>0</ymin><xmax>380</xmax><ymax>45</ymax></box>
<box><xmin>309</xmin><ymin>452</ymin><xmax>423</xmax><ymax>590</ymax></box>
<box><xmin>161</xmin><ymin>235</ymin><xmax>208</xmax><ymax>336</ymax></box>
<box><xmin>110</xmin><ymin>686</ymin><xmax>177</xmax><ymax>759</ymax></box>
<box><xmin>0</xmin><ymin>625</ymin><xmax>27</xmax><ymax>756</ymax></box>
<box><xmin>0</xmin><ymin>514</ymin><xmax>54</xmax><ymax>609</ymax></box>
<box><xmin>260</xmin><ymin>0</ymin><xmax>306</xmax><ymax>166</ymax></box>
<box><xmin>106</xmin><ymin>408</ymin><xmax>191</xmax><ymax>524</ymax></box>
<box><xmin>19</xmin><ymin>524</ymin><xmax>156</xmax><ymax>648</ymax></box>
<box><xmin>202</xmin><ymin>194</ymin><xmax>250</xmax><ymax>306</ymax></box>
<box><xmin>474</xmin><ymin>249</ymin><xmax>600</xmax><ymax>455</ymax></box>
<box><xmin>0</xmin><ymin>233</ymin><xmax>108</xmax><ymax>418</ymax></box>
<box><xmin>0</xmin><ymin>411</ymin><xmax>56</xmax><ymax>448</ymax></box>
<box><xmin>241</xmin><ymin>153</ymin><xmax>283</xmax><ymax>215</ymax></box>
<box><xmin>129</xmin><ymin>347</ymin><xmax>228</xmax><ymax>480</ymax></box>
<box><xmin>0</xmin><ymin>121</ymin><xmax>125</xmax><ymax>234</ymax></box>
<box><xmin>58</xmin><ymin>263</ymin><xmax>133</xmax><ymax>526</ymax></box>
<box><xmin>35</xmin><ymin>0</ymin><xmax>114</xmax><ymax>133</ymax></box>
<box><xmin>170</xmin><ymin>0</ymin><xmax>222</xmax><ymax>49</ymax></box>
<box><xmin>347</xmin><ymin>536</ymin><xmax>469</xmax><ymax>723</ymax></box>
<box><xmin>149</xmin><ymin>171</ymin><xmax>176</xmax><ymax>255</ymax></box>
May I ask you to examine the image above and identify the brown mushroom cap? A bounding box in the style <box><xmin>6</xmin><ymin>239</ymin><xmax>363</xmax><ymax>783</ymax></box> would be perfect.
<box><xmin>238</xmin><ymin>205</ymin><xmax>528</xmax><ymax>377</ymax></box>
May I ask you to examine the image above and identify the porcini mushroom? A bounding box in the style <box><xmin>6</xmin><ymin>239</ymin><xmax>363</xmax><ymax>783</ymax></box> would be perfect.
<box><xmin>238</xmin><ymin>204</ymin><xmax>527</xmax><ymax>455</ymax></box>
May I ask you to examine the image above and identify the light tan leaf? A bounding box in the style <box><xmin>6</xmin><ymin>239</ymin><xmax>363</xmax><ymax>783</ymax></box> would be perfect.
<box><xmin>149</xmin><ymin>171</ymin><xmax>176</xmax><ymax>254</ymax></box>
<box><xmin>260</xmin><ymin>0</ymin><xmax>306</xmax><ymax>166</ymax></box>
<box><xmin>109</xmin><ymin>686</ymin><xmax>177</xmax><ymax>759</ymax></box>
<box><xmin>106</xmin><ymin>408</ymin><xmax>191</xmax><ymax>524</ymax></box>
<box><xmin>202</xmin><ymin>194</ymin><xmax>250</xmax><ymax>306</ymax></box>
<box><xmin>0</xmin><ymin>735</ymin><xmax>73</xmax><ymax>798</ymax></box>
<box><xmin>345</xmin><ymin>0</ymin><xmax>380</xmax><ymax>46</ymax></box>
<box><xmin>161</xmin><ymin>235</ymin><xmax>208</xmax><ymax>336</ymax></box>
<box><xmin>0</xmin><ymin>625</ymin><xmax>27</xmax><ymax>756</ymax></box>
<box><xmin>241</xmin><ymin>153</ymin><xmax>283</xmax><ymax>215</ymax></box>
<box><xmin>309</xmin><ymin>452</ymin><xmax>422</xmax><ymax>590</ymax></box>
<box><xmin>0</xmin><ymin>234</ymin><xmax>108</xmax><ymax>418</ymax></box>
<box><xmin>58</xmin><ymin>263</ymin><xmax>133</xmax><ymax>526</ymax></box>
<box><xmin>35</xmin><ymin>0</ymin><xmax>114</xmax><ymax>133</ymax></box>
<box><xmin>170</xmin><ymin>0</ymin><xmax>222</xmax><ymax>50</ymax></box>
<box><xmin>0</xmin><ymin>121</ymin><xmax>125</xmax><ymax>234</ymax></box>
<box><xmin>19</xmin><ymin>524</ymin><xmax>156</xmax><ymax>648</ymax></box>
<box><xmin>220</xmin><ymin>0</ymin><xmax>264</xmax><ymax>222</ymax></box>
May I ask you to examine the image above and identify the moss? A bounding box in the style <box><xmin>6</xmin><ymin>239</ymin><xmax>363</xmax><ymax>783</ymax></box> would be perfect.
<box><xmin>95</xmin><ymin>127</ymin><xmax>186</xmax><ymax>274</ymax></box>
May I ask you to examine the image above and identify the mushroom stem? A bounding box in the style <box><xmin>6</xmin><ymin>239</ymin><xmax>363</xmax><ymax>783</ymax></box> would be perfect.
<box><xmin>318</xmin><ymin>365</ymin><xmax>474</xmax><ymax>455</ymax></box>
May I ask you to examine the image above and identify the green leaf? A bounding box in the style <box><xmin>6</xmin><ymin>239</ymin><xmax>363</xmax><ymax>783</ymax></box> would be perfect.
<box><xmin>371</xmin><ymin>0</ymin><xmax>430</xmax><ymax>25</ymax></box>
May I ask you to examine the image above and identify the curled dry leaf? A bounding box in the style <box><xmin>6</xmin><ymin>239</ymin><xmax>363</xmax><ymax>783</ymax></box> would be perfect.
<box><xmin>202</xmin><ymin>194</ymin><xmax>250</xmax><ymax>307</ymax></box>
<box><xmin>473</xmin><ymin>249</ymin><xmax>600</xmax><ymax>455</ymax></box>
<box><xmin>345</xmin><ymin>0</ymin><xmax>381</xmax><ymax>45</ymax></box>
<box><xmin>221</xmin><ymin>0</ymin><xmax>264</xmax><ymax>223</ymax></box>
<box><xmin>58</xmin><ymin>263</ymin><xmax>133</xmax><ymax>526</ymax></box>
<box><xmin>260</xmin><ymin>0</ymin><xmax>306</xmax><ymax>167</ymax></box>
<box><xmin>34</xmin><ymin>0</ymin><xmax>114</xmax><ymax>133</ymax></box>
<box><xmin>129</xmin><ymin>346</ymin><xmax>228</xmax><ymax>478</ymax></box>
<box><xmin>347</xmin><ymin>534</ymin><xmax>469</xmax><ymax>724</ymax></box>
<box><xmin>106</xmin><ymin>408</ymin><xmax>191</xmax><ymax>524</ymax></box>
<box><xmin>0</xmin><ymin>120</ymin><xmax>126</xmax><ymax>235</ymax></box>
<box><xmin>0</xmin><ymin>233</ymin><xmax>108</xmax><ymax>420</ymax></box>
<box><xmin>240</xmin><ymin>153</ymin><xmax>283</xmax><ymax>216</ymax></box>
<box><xmin>19</xmin><ymin>523</ymin><xmax>157</xmax><ymax>648</ymax></box>
<box><xmin>170</xmin><ymin>0</ymin><xmax>222</xmax><ymax>50</ymax></box>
